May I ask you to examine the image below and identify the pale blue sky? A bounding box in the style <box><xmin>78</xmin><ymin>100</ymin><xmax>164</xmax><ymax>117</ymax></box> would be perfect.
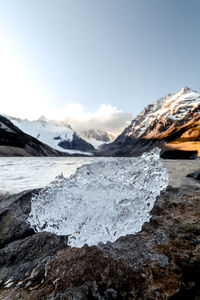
<box><xmin>0</xmin><ymin>0</ymin><xmax>199</xmax><ymax>132</ymax></box>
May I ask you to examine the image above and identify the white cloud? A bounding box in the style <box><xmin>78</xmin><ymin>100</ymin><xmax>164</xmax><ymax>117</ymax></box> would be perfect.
<box><xmin>39</xmin><ymin>103</ymin><xmax>132</xmax><ymax>135</ymax></box>
<box><xmin>59</xmin><ymin>103</ymin><xmax>133</xmax><ymax>135</ymax></box>
<box><xmin>2</xmin><ymin>99</ymin><xmax>132</xmax><ymax>135</ymax></box>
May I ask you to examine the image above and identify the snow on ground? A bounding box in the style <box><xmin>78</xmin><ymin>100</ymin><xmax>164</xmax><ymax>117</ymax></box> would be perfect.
<box><xmin>82</xmin><ymin>138</ymin><xmax>111</xmax><ymax>149</ymax></box>
<box><xmin>62</xmin><ymin>149</ymin><xmax>93</xmax><ymax>155</ymax></box>
<box><xmin>79</xmin><ymin>129</ymin><xmax>115</xmax><ymax>149</ymax></box>
<box><xmin>10</xmin><ymin>117</ymin><xmax>72</xmax><ymax>147</ymax></box>
<box><xmin>7</xmin><ymin>116</ymin><xmax>93</xmax><ymax>155</ymax></box>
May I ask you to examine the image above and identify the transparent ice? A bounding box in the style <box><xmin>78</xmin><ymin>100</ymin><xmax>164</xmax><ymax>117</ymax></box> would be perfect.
<box><xmin>28</xmin><ymin>148</ymin><xmax>169</xmax><ymax>247</ymax></box>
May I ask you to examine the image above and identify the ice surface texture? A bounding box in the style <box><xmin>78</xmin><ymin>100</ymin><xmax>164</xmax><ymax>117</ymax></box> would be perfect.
<box><xmin>28</xmin><ymin>148</ymin><xmax>169</xmax><ymax>247</ymax></box>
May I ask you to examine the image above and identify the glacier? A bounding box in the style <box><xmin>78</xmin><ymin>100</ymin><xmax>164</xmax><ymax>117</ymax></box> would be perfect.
<box><xmin>28</xmin><ymin>148</ymin><xmax>169</xmax><ymax>247</ymax></box>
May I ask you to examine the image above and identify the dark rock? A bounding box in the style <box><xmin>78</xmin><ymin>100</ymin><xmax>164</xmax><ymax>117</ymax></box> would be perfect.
<box><xmin>0</xmin><ymin>189</ymin><xmax>39</xmax><ymax>248</ymax></box>
<box><xmin>0</xmin><ymin>190</ymin><xmax>68</xmax><ymax>291</ymax></box>
<box><xmin>58</xmin><ymin>133</ymin><xmax>95</xmax><ymax>152</ymax></box>
<box><xmin>161</xmin><ymin>150</ymin><xmax>198</xmax><ymax>159</ymax></box>
<box><xmin>101</xmin><ymin>137</ymin><xmax>165</xmax><ymax>157</ymax></box>
<box><xmin>186</xmin><ymin>170</ymin><xmax>200</xmax><ymax>180</ymax></box>
<box><xmin>0</xmin><ymin>232</ymin><xmax>68</xmax><ymax>283</ymax></box>
<box><xmin>0</xmin><ymin>187</ymin><xmax>200</xmax><ymax>299</ymax></box>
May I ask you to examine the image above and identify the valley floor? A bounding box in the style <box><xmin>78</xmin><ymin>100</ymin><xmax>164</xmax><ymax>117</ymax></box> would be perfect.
<box><xmin>163</xmin><ymin>158</ymin><xmax>200</xmax><ymax>188</ymax></box>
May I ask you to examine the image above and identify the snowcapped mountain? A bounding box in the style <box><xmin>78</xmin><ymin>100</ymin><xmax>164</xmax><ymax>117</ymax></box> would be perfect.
<box><xmin>8</xmin><ymin>116</ymin><xmax>95</xmax><ymax>154</ymax></box>
<box><xmin>122</xmin><ymin>87</ymin><xmax>200</xmax><ymax>139</ymax></box>
<box><xmin>0</xmin><ymin>115</ymin><xmax>70</xmax><ymax>157</ymax></box>
<box><xmin>79</xmin><ymin>129</ymin><xmax>115</xmax><ymax>148</ymax></box>
<box><xmin>102</xmin><ymin>87</ymin><xmax>200</xmax><ymax>156</ymax></box>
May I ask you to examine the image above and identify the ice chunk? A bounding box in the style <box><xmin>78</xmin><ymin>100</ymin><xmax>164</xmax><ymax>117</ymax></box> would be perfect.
<box><xmin>28</xmin><ymin>148</ymin><xmax>168</xmax><ymax>247</ymax></box>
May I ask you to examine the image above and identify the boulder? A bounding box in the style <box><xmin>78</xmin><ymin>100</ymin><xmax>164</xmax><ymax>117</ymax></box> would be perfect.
<box><xmin>0</xmin><ymin>187</ymin><xmax>200</xmax><ymax>299</ymax></box>
<box><xmin>186</xmin><ymin>170</ymin><xmax>200</xmax><ymax>180</ymax></box>
<box><xmin>0</xmin><ymin>190</ymin><xmax>38</xmax><ymax>248</ymax></box>
<box><xmin>0</xmin><ymin>190</ymin><xmax>68</xmax><ymax>292</ymax></box>
<box><xmin>161</xmin><ymin>150</ymin><xmax>198</xmax><ymax>159</ymax></box>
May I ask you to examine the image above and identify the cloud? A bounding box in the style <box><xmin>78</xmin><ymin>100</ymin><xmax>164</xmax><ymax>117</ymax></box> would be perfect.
<box><xmin>2</xmin><ymin>96</ymin><xmax>132</xmax><ymax>135</ymax></box>
<box><xmin>48</xmin><ymin>103</ymin><xmax>133</xmax><ymax>135</ymax></box>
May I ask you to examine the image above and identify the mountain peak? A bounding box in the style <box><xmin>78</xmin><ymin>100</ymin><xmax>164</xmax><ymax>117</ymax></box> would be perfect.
<box><xmin>102</xmin><ymin>87</ymin><xmax>200</xmax><ymax>156</ymax></box>
<box><xmin>180</xmin><ymin>86</ymin><xmax>192</xmax><ymax>94</ymax></box>
<box><xmin>120</xmin><ymin>86</ymin><xmax>200</xmax><ymax>140</ymax></box>
<box><xmin>38</xmin><ymin>115</ymin><xmax>47</xmax><ymax>122</ymax></box>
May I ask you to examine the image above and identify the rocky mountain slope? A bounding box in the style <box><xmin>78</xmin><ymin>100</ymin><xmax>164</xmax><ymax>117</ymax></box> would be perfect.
<box><xmin>79</xmin><ymin>129</ymin><xmax>115</xmax><ymax>148</ymax></box>
<box><xmin>0</xmin><ymin>115</ymin><xmax>70</xmax><ymax>157</ymax></box>
<box><xmin>102</xmin><ymin>87</ymin><xmax>200</xmax><ymax>156</ymax></box>
<box><xmin>8</xmin><ymin>116</ymin><xmax>95</xmax><ymax>153</ymax></box>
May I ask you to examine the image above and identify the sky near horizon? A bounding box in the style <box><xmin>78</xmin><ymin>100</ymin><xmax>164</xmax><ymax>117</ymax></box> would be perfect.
<box><xmin>0</xmin><ymin>0</ymin><xmax>200</xmax><ymax>133</ymax></box>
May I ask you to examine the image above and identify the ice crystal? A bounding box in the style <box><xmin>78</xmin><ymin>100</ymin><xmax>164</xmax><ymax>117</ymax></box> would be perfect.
<box><xmin>28</xmin><ymin>148</ymin><xmax>168</xmax><ymax>247</ymax></box>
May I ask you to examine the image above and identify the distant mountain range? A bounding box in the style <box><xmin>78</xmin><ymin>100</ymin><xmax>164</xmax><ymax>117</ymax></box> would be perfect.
<box><xmin>102</xmin><ymin>87</ymin><xmax>200</xmax><ymax>156</ymax></box>
<box><xmin>0</xmin><ymin>115</ymin><xmax>69</xmax><ymax>156</ymax></box>
<box><xmin>0</xmin><ymin>114</ymin><xmax>114</xmax><ymax>156</ymax></box>
<box><xmin>1</xmin><ymin>87</ymin><xmax>199</xmax><ymax>157</ymax></box>
<box><xmin>9</xmin><ymin>116</ymin><xmax>95</xmax><ymax>154</ymax></box>
<box><xmin>79</xmin><ymin>129</ymin><xmax>115</xmax><ymax>148</ymax></box>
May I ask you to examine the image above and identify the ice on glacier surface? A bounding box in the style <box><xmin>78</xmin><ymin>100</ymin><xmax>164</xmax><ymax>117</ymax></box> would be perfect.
<box><xmin>28</xmin><ymin>148</ymin><xmax>169</xmax><ymax>247</ymax></box>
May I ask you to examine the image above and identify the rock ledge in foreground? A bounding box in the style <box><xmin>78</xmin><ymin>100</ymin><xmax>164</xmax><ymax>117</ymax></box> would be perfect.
<box><xmin>0</xmin><ymin>186</ymin><xmax>200</xmax><ymax>299</ymax></box>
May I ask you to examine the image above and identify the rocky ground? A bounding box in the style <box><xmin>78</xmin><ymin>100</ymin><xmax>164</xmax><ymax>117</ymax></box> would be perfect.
<box><xmin>0</xmin><ymin>163</ymin><xmax>200</xmax><ymax>299</ymax></box>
